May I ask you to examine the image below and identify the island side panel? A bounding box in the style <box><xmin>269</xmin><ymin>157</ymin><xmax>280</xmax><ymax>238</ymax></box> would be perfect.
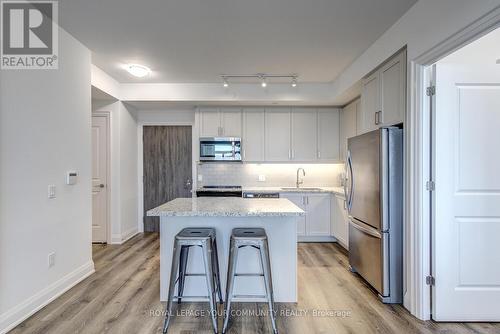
<box><xmin>159</xmin><ymin>216</ymin><xmax>298</xmax><ymax>303</ymax></box>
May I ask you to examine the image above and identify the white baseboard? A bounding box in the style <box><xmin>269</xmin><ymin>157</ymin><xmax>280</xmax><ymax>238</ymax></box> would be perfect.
<box><xmin>0</xmin><ymin>260</ymin><xmax>95</xmax><ymax>334</ymax></box>
<box><xmin>110</xmin><ymin>227</ymin><xmax>138</xmax><ymax>245</ymax></box>
<box><xmin>298</xmin><ymin>236</ymin><xmax>336</xmax><ymax>242</ymax></box>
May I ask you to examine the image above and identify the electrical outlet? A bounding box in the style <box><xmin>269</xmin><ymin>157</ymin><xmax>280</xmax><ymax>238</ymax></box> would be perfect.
<box><xmin>48</xmin><ymin>185</ymin><xmax>56</xmax><ymax>199</ymax></box>
<box><xmin>48</xmin><ymin>252</ymin><xmax>55</xmax><ymax>268</ymax></box>
<box><xmin>258</xmin><ymin>175</ymin><xmax>266</xmax><ymax>182</ymax></box>
<box><xmin>197</xmin><ymin>174</ymin><xmax>203</xmax><ymax>182</ymax></box>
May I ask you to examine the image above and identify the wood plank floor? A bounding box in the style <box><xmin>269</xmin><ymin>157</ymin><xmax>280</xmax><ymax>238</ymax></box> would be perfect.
<box><xmin>11</xmin><ymin>233</ymin><xmax>500</xmax><ymax>334</ymax></box>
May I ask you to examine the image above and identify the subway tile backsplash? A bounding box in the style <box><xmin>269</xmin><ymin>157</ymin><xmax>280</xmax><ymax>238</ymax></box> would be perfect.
<box><xmin>197</xmin><ymin>163</ymin><xmax>344</xmax><ymax>187</ymax></box>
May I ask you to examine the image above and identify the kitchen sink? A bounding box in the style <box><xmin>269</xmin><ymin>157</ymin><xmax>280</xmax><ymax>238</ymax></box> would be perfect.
<box><xmin>280</xmin><ymin>187</ymin><xmax>322</xmax><ymax>191</ymax></box>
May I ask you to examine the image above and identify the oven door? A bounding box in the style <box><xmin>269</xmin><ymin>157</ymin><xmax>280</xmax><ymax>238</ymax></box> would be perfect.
<box><xmin>199</xmin><ymin>137</ymin><xmax>241</xmax><ymax>161</ymax></box>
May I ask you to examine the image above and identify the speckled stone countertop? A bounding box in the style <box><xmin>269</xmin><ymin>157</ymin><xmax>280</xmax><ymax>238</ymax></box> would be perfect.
<box><xmin>147</xmin><ymin>197</ymin><xmax>305</xmax><ymax>217</ymax></box>
<box><xmin>195</xmin><ymin>186</ymin><xmax>345</xmax><ymax>195</ymax></box>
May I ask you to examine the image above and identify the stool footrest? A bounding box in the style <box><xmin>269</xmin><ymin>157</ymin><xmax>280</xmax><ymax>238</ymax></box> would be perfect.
<box><xmin>183</xmin><ymin>273</ymin><xmax>206</xmax><ymax>277</ymax></box>
<box><xmin>232</xmin><ymin>294</ymin><xmax>267</xmax><ymax>299</ymax></box>
<box><xmin>173</xmin><ymin>295</ymin><xmax>210</xmax><ymax>300</ymax></box>
<box><xmin>234</xmin><ymin>273</ymin><xmax>264</xmax><ymax>277</ymax></box>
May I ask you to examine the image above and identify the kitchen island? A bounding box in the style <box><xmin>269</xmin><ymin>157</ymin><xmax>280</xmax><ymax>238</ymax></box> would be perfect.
<box><xmin>147</xmin><ymin>197</ymin><xmax>304</xmax><ymax>302</ymax></box>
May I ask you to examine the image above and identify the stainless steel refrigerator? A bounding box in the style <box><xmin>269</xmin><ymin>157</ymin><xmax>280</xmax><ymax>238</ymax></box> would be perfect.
<box><xmin>345</xmin><ymin>127</ymin><xmax>403</xmax><ymax>303</ymax></box>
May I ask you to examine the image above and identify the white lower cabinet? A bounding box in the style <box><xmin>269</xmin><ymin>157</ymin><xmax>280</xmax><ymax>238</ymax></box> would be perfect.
<box><xmin>331</xmin><ymin>194</ymin><xmax>349</xmax><ymax>249</ymax></box>
<box><xmin>280</xmin><ymin>192</ymin><xmax>331</xmax><ymax>241</ymax></box>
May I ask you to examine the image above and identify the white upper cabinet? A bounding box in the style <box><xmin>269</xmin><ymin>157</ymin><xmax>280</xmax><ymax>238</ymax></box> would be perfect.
<box><xmin>199</xmin><ymin>108</ymin><xmax>221</xmax><ymax>137</ymax></box>
<box><xmin>360</xmin><ymin>72</ymin><xmax>380</xmax><ymax>134</ymax></box>
<box><xmin>340</xmin><ymin>100</ymin><xmax>359</xmax><ymax>161</ymax></box>
<box><xmin>359</xmin><ymin>50</ymin><xmax>406</xmax><ymax>134</ymax></box>
<box><xmin>317</xmin><ymin>108</ymin><xmax>340</xmax><ymax>161</ymax></box>
<box><xmin>291</xmin><ymin>108</ymin><xmax>318</xmax><ymax>161</ymax></box>
<box><xmin>379</xmin><ymin>52</ymin><xmax>405</xmax><ymax>126</ymax></box>
<box><xmin>199</xmin><ymin>108</ymin><xmax>242</xmax><ymax>137</ymax></box>
<box><xmin>265</xmin><ymin>108</ymin><xmax>291</xmax><ymax>161</ymax></box>
<box><xmin>220</xmin><ymin>108</ymin><xmax>242</xmax><ymax>137</ymax></box>
<box><xmin>242</xmin><ymin>108</ymin><xmax>265</xmax><ymax>161</ymax></box>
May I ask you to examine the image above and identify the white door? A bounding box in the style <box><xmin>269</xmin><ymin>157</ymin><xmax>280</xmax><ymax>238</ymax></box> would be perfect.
<box><xmin>360</xmin><ymin>73</ymin><xmax>379</xmax><ymax>134</ymax></box>
<box><xmin>199</xmin><ymin>108</ymin><xmax>220</xmax><ymax>137</ymax></box>
<box><xmin>281</xmin><ymin>193</ymin><xmax>306</xmax><ymax>236</ymax></box>
<box><xmin>91</xmin><ymin>115</ymin><xmax>108</xmax><ymax>243</ymax></box>
<box><xmin>291</xmin><ymin>108</ymin><xmax>318</xmax><ymax>161</ymax></box>
<box><xmin>379</xmin><ymin>51</ymin><xmax>405</xmax><ymax>126</ymax></box>
<box><xmin>242</xmin><ymin>108</ymin><xmax>265</xmax><ymax>161</ymax></box>
<box><xmin>220</xmin><ymin>108</ymin><xmax>242</xmax><ymax>137</ymax></box>
<box><xmin>318</xmin><ymin>109</ymin><xmax>340</xmax><ymax>161</ymax></box>
<box><xmin>265</xmin><ymin>108</ymin><xmax>291</xmax><ymax>161</ymax></box>
<box><xmin>340</xmin><ymin>101</ymin><xmax>358</xmax><ymax>161</ymax></box>
<box><xmin>433</xmin><ymin>63</ymin><xmax>500</xmax><ymax>320</ymax></box>
<box><xmin>305</xmin><ymin>194</ymin><xmax>331</xmax><ymax>236</ymax></box>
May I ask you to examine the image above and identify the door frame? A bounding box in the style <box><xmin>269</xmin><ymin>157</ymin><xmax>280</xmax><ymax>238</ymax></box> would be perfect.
<box><xmin>92</xmin><ymin>111</ymin><xmax>111</xmax><ymax>244</ymax></box>
<box><xmin>406</xmin><ymin>7</ymin><xmax>500</xmax><ymax>320</ymax></box>
<box><xmin>137</xmin><ymin>121</ymin><xmax>195</xmax><ymax>233</ymax></box>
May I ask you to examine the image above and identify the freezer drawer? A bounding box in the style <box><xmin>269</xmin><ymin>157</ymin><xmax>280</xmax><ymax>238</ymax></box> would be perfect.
<box><xmin>348</xmin><ymin>219</ymin><xmax>389</xmax><ymax>296</ymax></box>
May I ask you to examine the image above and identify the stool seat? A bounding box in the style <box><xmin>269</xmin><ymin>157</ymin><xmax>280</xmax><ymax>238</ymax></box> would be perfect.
<box><xmin>176</xmin><ymin>227</ymin><xmax>215</xmax><ymax>239</ymax></box>
<box><xmin>231</xmin><ymin>227</ymin><xmax>266</xmax><ymax>239</ymax></box>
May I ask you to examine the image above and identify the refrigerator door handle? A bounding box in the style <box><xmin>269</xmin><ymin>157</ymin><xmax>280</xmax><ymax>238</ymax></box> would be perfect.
<box><xmin>346</xmin><ymin>150</ymin><xmax>354</xmax><ymax>211</ymax></box>
<box><xmin>350</xmin><ymin>218</ymin><xmax>381</xmax><ymax>238</ymax></box>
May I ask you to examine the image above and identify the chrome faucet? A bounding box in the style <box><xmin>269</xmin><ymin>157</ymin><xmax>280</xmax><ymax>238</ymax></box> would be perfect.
<box><xmin>296</xmin><ymin>168</ymin><xmax>306</xmax><ymax>188</ymax></box>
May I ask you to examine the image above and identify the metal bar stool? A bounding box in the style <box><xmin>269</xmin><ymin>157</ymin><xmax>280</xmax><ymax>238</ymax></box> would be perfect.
<box><xmin>163</xmin><ymin>228</ymin><xmax>223</xmax><ymax>334</ymax></box>
<box><xmin>222</xmin><ymin>228</ymin><xmax>278</xmax><ymax>334</ymax></box>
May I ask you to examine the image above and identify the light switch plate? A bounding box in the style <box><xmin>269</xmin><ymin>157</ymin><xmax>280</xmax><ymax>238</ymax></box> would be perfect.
<box><xmin>258</xmin><ymin>175</ymin><xmax>266</xmax><ymax>182</ymax></box>
<box><xmin>48</xmin><ymin>185</ymin><xmax>56</xmax><ymax>199</ymax></box>
<box><xmin>48</xmin><ymin>252</ymin><xmax>55</xmax><ymax>268</ymax></box>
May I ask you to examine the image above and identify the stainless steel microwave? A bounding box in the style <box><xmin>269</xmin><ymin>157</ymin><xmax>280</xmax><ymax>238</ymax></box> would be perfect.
<box><xmin>199</xmin><ymin>137</ymin><xmax>242</xmax><ymax>161</ymax></box>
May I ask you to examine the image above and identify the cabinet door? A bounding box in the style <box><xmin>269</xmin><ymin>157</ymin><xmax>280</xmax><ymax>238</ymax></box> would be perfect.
<box><xmin>221</xmin><ymin>108</ymin><xmax>242</xmax><ymax>137</ymax></box>
<box><xmin>306</xmin><ymin>194</ymin><xmax>331</xmax><ymax>236</ymax></box>
<box><xmin>280</xmin><ymin>193</ymin><xmax>306</xmax><ymax>236</ymax></box>
<box><xmin>360</xmin><ymin>73</ymin><xmax>379</xmax><ymax>134</ymax></box>
<box><xmin>242</xmin><ymin>108</ymin><xmax>265</xmax><ymax>161</ymax></box>
<box><xmin>200</xmin><ymin>108</ymin><xmax>220</xmax><ymax>137</ymax></box>
<box><xmin>265</xmin><ymin>108</ymin><xmax>291</xmax><ymax>161</ymax></box>
<box><xmin>332</xmin><ymin>194</ymin><xmax>349</xmax><ymax>248</ymax></box>
<box><xmin>291</xmin><ymin>108</ymin><xmax>318</xmax><ymax>161</ymax></box>
<box><xmin>379</xmin><ymin>51</ymin><xmax>405</xmax><ymax>126</ymax></box>
<box><xmin>340</xmin><ymin>100</ymin><xmax>359</xmax><ymax>161</ymax></box>
<box><xmin>318</xmin><ymin>109</ymin><xmax>340</xmax><ymax>161</ymax></box>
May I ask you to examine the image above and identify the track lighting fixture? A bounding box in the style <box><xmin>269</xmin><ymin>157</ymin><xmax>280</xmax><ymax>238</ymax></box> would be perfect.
<box><xmin>220</xmin><ymin>74</ymin><xmax>298</xmax><ymax>88</ymax></box>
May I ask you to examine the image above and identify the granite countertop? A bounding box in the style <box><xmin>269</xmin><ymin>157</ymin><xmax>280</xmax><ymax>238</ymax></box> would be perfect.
<box><xmin>195</xmin><ymin>186</ymin><xmax>345</xmax><ymax>196</ymax></box>
<box><xmin>147</xmin><ymin>197</ymin><xmax>305</xmax><ymax>217</ymax></box>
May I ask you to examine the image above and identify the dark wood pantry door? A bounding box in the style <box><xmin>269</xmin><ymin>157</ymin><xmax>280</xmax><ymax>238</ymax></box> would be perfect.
<box><xmin>143</xmin><ymin>126</ymin><xmax>192</xmax><ymax>232</ymax></box>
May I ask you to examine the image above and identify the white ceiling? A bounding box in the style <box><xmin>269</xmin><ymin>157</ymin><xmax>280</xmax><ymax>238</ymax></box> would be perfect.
<box><xmin>61</xmin><ymin>0</ymin><xmax>417</xmax><ymax>84</ymax></box>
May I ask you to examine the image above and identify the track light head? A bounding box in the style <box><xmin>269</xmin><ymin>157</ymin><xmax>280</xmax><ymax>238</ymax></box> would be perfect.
<box><xmin>222</xmin><ymin>77</ymin><xmax>229</xmax><ymax>87</ymax></box>
<box><xmin>261</xmin><ymin>76</ymin><xmax>267</xmax><ymax>88</ymax></box>
<box><xmin>291</xmin><ymin>77</ymin><xmax>297</xmax><ymax>87</ymax></box>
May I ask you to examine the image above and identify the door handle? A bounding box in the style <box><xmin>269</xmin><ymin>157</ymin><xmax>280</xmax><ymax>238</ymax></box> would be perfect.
<box><xmin>94</xmin><ymin>184</ymin><xmax>105</xmax><ymax>188</ymax></box>
<box><xmin>346</xmin><ymin>151</ymin><xmax>354</xmax><ymax>211</ymax></box>
<box><xmin>185</xmin><ymin>178</ymin><xmax>192</xmax><ymax>190</ymax></box>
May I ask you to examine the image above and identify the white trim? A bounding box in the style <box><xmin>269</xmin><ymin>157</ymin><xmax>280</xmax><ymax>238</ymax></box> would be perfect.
<box><xmin>405</xmin><ymin>6</ymin><xmax>500</xmax><ymax>320</ymax></box>
<box><xmin>0</xmin><ymin>261</ymin><xmax>95</xmax><ymax>334</ymax></box>
<box><xmin>110</xmin><ymin>226</ymin><xmax>139</xmax><ymax>244</ymax></box>
<box><xmin>91</xmin><ymin>111</ymin><xmax>112</xmax><ymax>244</ymax></box>
<box><xmin>137</xmin><ymin>121</ymin><xmax>195</xmax><ymax>233</ymax></box>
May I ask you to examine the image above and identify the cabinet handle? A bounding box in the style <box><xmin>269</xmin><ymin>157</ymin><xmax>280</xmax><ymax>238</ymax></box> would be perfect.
<box><xmin>375</xmin><ymin>111</ymin><xmax>381</xmax><ymax>125</ymax></box>
<box><xmin>289</xmin><ymin>149</ymin><xmax>292</xmax><ymax>160</ymax></box>
<box><xmin>318</xmin><ymin>151</ymin><xmax>321</xmax><ymax>159</ymax></box>
<box><xmin>303</xmin><ymin>196</ymin><xmax>306</xmax><ymax>205</ymax></box>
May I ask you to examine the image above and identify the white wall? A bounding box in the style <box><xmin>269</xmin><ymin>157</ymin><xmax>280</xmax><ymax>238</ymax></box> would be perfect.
<box><xmin>92</xmin><ymin>101</ymin><xmax>138</xmax><ymax>243</ymax></box>
<box><xmin>0</xmin><ymin>30</ymin><xmax>94</xmax><ymax>333</ymax></box>
<box><xmin>331</xmin><ymin>0</ymin><xmax>500</xmax><ymax>98</ymax></box>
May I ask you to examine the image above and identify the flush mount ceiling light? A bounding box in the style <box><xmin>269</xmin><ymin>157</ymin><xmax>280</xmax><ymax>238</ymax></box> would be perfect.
<box><xmin>260</xmin><ymin>76</ymin><xmax>267</xmax><ymax>88</ymax></box>
<box><xmin>126</xmin><ymin>64</ymin><xmax>151</xmax><ymax>78</ymax></box>
<box><xmin>220</xmin><ymin>74</ymin><xmax>298</xmax><ymax>88</ymax></box>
